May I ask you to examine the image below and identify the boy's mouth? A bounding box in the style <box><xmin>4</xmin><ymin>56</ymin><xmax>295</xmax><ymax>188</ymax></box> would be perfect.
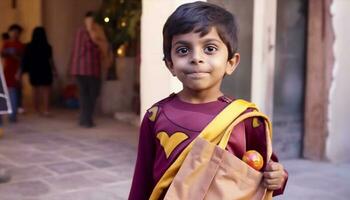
<box><xmin>186</xmin><ymin>72</ymin><xmax>209</xmax><ymax>78</ymax></box>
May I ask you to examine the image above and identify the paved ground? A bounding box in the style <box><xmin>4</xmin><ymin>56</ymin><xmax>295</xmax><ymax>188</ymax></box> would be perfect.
<box><xmin>0</xmin><ymin>110</ymin><xmax>138</xmax><ymax>200</ymax></box>
<box><xmin>0</xmin><ymin>110</ymin><xmax>349</xmax><ymax>200</ymax></box>
<box><xmin>275</xmin><ymin>159</ymin><xmax>350</xmax><ymax>200</ymax></box>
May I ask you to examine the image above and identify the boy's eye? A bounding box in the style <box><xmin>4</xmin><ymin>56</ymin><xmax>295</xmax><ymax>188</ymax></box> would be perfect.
<box><xmin>204</xmin><ymin>45</ymin><xmax>218</xmax><ymax>54</ymax></box>
<box><xmin>176</xmin><ymin>47</ymin><xmax>189</xmax><ymax>55</ymax></box>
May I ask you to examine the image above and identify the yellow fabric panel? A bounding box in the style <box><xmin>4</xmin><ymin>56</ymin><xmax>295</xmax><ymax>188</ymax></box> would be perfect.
<box><xmin>148</xmin><ymin>106</ymin><xmax>159</xmax><ymax>122</ymax></box>
<box><xmin>156</xmin><ymin>132</ymin><xmax>189</xmax><ymax>158</ymax></box>
<box><xmin>253</xmin><ymin>117</ymin><xmax>261</xmax><ymax>128</ymax></box>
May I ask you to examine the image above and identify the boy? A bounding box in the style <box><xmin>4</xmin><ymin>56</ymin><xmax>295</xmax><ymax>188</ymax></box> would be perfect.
<box><xmin>129</xmin><ymin>2</ymin><xmax>287</xmax><ymax>199</ymax></box>
<box><xmin>0</xmin><ymin>24</ymin><xmax>24</xmax><ymax>122</ymax></box>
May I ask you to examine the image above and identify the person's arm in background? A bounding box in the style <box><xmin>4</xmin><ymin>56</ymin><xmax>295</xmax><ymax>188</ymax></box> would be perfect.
<box><xmin>1</xmin><ymin>42</ymin><xmax>11</xmax><ymax>58</ymax></box>
<box><xmin>89</xmin><ymin>22</ymin><xmax>113</xmax><ymax>69</ymax></box>
<box><xmin>47</xmin><ymin>45</ymin><xmax>57</xmax><ymax>77</ymax></box>
<box><xmin>67</xmin><ymin>29</ymin><xmax>82</xmax><ymax>82</ymax></box>
<box><xmin>17</xmin><ymin>44</ymin><xmax>29</xmax><ymax>81</ymax></box>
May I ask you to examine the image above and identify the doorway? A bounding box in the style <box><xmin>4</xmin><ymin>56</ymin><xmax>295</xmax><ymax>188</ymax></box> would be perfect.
<box><xmin>273</xmin><ymin>0</ymin><xmax>307</xmax><ymax>159</ymax></box>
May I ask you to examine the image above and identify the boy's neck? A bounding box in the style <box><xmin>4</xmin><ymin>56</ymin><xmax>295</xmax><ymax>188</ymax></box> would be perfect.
<box><xmin>178</xmin><ymin>90</ymin><xmax>224</xmax><ymax>104</ymax></box>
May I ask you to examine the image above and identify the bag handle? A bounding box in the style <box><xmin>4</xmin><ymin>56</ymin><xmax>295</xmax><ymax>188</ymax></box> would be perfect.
<box><xmin>218</xmin><ymin>111</ymin><xmax>273</xmax><ymax>160</ymax></box>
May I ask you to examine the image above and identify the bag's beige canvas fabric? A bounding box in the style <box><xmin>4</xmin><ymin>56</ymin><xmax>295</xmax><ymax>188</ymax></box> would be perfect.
<box><xmin>164</xmin><ymin>111</ymin><xmax>273</xmax><ymax>200</ymax></box>
<box><xmin>165</xmin><ymin>138</ymin><xmax>272</xmax><ymax>200</ymax></box>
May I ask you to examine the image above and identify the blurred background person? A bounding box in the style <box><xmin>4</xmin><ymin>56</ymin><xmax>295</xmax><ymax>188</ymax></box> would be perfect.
<box><xmin>70</xmin><ymin>11</ymin><xmax>111</xmax><ymax>128</ymax></box>
<box><xmin>0</xmin><ymin>24</ymin><xmax>24</xmax><ymax>123</ymax></box>
<box><xmin>22</xmin><ymin>27</ymin><xmax>56</xmax><ymax>116</ymax></box>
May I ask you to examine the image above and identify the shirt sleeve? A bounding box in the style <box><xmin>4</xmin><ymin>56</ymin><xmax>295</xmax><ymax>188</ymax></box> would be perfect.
<box><xmin>70</xmin><ymin>29</ymin><xmax>82</xmax><ymax>71</ymax></box>
<box><xmin>1</xmin><ymin>42</ymin><xmax>8</xmax><ymax>57</ymax></box>
<box><xmin>245</xmin><ymin>116</ymin><xmax>288</xmax><ymax>196</ymax></box>
<box><xmin>21</xmin><ymin>44</ymin><xmax>32</xmax><ymax>72</ymax></box>
<box><xmin>128</xmin><ymin>112</ymin><xmax>156</xmax><ymax>200</ymax></box>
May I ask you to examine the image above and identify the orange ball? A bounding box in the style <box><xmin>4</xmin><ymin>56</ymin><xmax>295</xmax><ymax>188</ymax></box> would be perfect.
<box><xmin>242</xmin><ymin>150</ymin><xmax>264</xmax><ymax>170</ymax></box>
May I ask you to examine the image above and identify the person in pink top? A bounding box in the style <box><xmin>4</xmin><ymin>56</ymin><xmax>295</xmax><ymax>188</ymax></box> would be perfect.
<box><xmin>70</xmin><ymin>11</ymin><xmax>102</xmax><ymax>128</ymax></box>
<box><xmin>129</xmin><ymin>2</ymin><xmax>288</xmax><ymax>199</ymax></box>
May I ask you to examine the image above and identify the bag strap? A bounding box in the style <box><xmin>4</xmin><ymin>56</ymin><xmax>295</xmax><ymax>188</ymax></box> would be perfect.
<box><xmin>198</xmin><ymin>99</ymin><xmax>257</xmax><ymax>141</ymax></box>
<box><xmin>218</xmin><ymin>111</ymin><xmax>273</xmax><ymax>160</ymax></box>
<box><xmin>149</xmin><ymin>99</ymin><xmax>256</xmax><ymax>200</ymax></box>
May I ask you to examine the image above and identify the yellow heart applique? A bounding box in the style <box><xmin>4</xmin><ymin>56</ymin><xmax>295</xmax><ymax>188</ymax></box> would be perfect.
<box><xmin>252</xmin><ymin>117</ymin><xmax>261</xmax><ymax>128</ymax></box>
<box><xmin>156</xmin><ymin>132</ymin><xmax>188</xmax><ymax>158</ymax></box>
<box><xmin>148</xmin><ymin>106</ymin><xmax>159</xmax><ymax>122</ymax></box>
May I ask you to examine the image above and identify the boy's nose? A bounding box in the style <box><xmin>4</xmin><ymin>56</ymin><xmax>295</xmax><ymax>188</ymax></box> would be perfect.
<box><xmin>190</xmin><ymin>50</ymin><xmax>204</xmax><ymax>64</ymax></box>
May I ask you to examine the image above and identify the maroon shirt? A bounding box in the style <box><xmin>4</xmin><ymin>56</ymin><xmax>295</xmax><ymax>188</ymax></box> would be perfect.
<box><xmin>129</xmin><ymin>94</ymin><xmax>287</xmax><ymax>199</ymax></box>
<box><xmin>70</xmin><ymin>27</ymin><xmax>101</xmax><ymax>78</ymax></box>
<box><xmin>1</xmin><ymin>40</ymin><xmax>24</xmax><ymax>88</ymax></box>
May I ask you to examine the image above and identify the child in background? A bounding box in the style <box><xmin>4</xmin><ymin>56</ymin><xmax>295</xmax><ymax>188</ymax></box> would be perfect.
<box><xmin>0</xmin><ymin>24</ymin><xmax>24</xmax><ymax>122</ymax></box>
<box><xmin>129</xmin><ymin>2</ymin><xmax>287</xmax><ymax>199</ymax></box>
<box><xmin>22</xmin><ymin>27</ymin><xmax>56</xmax><ymax>116</ymax></box>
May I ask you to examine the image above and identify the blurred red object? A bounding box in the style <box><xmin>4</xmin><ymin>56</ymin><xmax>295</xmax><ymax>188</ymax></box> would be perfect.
<box><xmin>63</xmin><ymin>84</ymin><xmax>78</xmax><ymax>99</ymax></box>
<box><xmin>62</xmin><ymin>84</ymin><xmax>79</xmax><ymax>109</ymax></box>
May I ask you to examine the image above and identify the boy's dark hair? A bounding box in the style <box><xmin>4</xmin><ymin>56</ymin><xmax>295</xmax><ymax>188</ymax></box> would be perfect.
<box><xmin>163</xmin><ymin>1</ymin><xmax>238</xmax><ymax>62</ymax></box>
<box><xmin>85</xmin><ymin>11</ymin><xmax>95</xmax><ymax>18</ymax></box>
<box><xmin>8</xmin><ymin>24</ymin><xmax>23</xmax><ymax>33</ymax></box>
<box><xmin>2</xmin><ymin>32</ymin><xmax>9</xmax><ymax>40</ymax></box>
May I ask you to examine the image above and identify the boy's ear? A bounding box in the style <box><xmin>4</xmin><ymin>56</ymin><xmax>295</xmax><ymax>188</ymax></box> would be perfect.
<box><xmin>165</xmin><ymin>59</ymin><xmax>176</xmax><ymax>76</ymax></box>
<box><xmin>225</xmin><ymin>53</ymin><xmax>240</xmax><ymax>75</ymax></box>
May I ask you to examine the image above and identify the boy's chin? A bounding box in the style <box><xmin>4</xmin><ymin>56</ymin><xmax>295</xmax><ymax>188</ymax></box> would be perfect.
<box><xmin>183</xmin><ymin>85</ymin><xmax>212</xmax><ymax>93</ymax></box>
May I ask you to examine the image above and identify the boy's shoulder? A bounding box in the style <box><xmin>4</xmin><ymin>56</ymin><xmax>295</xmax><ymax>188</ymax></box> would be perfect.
<box><xmin>145</xmin><ymin>93</ymin><xmax>176</xmax><ymax>122</ymax></box>
<box><xmin>148</xmin><ymin>93</ymin><xmax>176</xmax><ymax>110</ymax></box>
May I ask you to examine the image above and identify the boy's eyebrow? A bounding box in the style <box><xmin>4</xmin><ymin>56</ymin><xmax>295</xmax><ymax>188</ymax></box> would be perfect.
<box><xmin>172</xmin><ymin>40</ymin><xmax>190</xmax><ymax>46</ymax></box>
<box><xmin>172</xmin><ymin>38</ymin><xmax>223</xmax><ymax>47</ymax></box>
<box><xmin>201</xmin><ymin>38</ymin><xmax>222</xmax><ymax>44</ymax></box>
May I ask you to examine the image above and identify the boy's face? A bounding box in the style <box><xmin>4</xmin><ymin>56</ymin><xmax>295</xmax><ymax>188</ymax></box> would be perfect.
<box><xmin>166</xmin><ymin>28</ymin><xmax>239</xmax><ymax>94</ymax></box>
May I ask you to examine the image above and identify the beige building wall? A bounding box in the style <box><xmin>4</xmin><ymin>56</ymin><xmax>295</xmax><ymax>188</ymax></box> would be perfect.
<box><xmin>0</xmin><ymin>0</ymin><xmax>42</xmax><ymax>44</ymax></box>
<box><xmin>327</xmin><ymin>0</ymin><xmax>350</xmax><ymax>163</ymax></box>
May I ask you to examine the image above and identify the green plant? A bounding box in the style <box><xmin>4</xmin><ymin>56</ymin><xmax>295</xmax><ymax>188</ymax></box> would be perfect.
<box><xmin>95</xmin><ymin>0</ymin><xmax>141</xmax><ymax>56</ymax></box>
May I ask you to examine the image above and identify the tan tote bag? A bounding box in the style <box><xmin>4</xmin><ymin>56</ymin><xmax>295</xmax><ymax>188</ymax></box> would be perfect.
<box><xmin>164</xmin><ymin>110</ymin><xmax>273</xmax><ymax>200</ymax></box>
